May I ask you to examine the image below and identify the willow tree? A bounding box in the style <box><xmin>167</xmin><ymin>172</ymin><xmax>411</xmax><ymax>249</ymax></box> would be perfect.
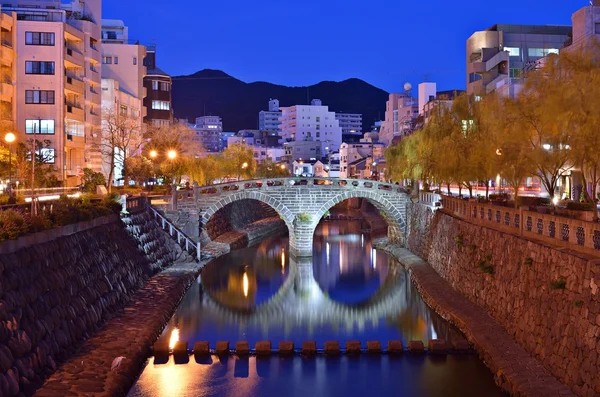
<box><xmin>559</xmin><ymin>41</ymin><xmax>600</xmax><ymax>208</ymax></box>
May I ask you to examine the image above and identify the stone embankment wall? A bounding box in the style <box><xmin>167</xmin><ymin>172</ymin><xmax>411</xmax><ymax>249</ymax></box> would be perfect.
<box><xmin>0</xmin><ymin>212</ymin><xmax>184</xmax><ymax>396</ymax></box>
<box><xmin>408</xmin><ymin>204</ymin><xmax>600</xmax><ymax>397</ymax></box>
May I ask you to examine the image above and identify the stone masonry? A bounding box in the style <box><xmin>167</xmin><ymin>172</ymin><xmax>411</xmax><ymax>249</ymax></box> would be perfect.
<box><xmin>408</xmin><ymin>203</ymin><xmax>600</xmax><ymax>397</ymax></box>
<box><xmin>174</xmin><ymin>178</ymin><xmax>408</xmax><ymax>257</ymax></box>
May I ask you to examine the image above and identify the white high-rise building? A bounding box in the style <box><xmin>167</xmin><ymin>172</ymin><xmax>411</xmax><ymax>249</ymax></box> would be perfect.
<box><xmin>5</xmin><ymin>0</ymin><xmax>102</xmax><ymax>186</ymax></box>
<box><xmin>335</xmin><ymin>112</ymin><xmax>362</xmax><ymax>135</ymax></box>
<box><xmin>259</xmin><ymin>98</ymin><xmax>281</xmax><ymax>133</ymax></box>
<box><xmin>192</xmin><ymin>116</ymin><xmax>222</xmax><ymax>153</ymax></box>
<box><xmin>100</xmin><ymin>19</ymin><xmax>146</xmax><ymax>183</ymax></box>
<box><xmin>279</xmin><ymin>99</ymin><xmax>342</xmax><ymax>160</ymax></box>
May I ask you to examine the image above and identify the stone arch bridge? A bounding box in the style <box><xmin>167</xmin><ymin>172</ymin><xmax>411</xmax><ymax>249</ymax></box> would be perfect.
<box><xmin>168</xmin><ymin>178</ymin><xmax>409</xmax><ymax>257</ymax></box>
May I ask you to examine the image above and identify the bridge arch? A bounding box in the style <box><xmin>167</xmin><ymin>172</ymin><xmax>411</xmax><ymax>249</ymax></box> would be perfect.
<box><xmin>199</xmin><ymin>190</ymin><xmax>297</xmax><ymax>248</ymax></box>
<box><xmin>291</xmin><ymin>189</ymin><xmax>407</xmax><ymax>256</ymax></box>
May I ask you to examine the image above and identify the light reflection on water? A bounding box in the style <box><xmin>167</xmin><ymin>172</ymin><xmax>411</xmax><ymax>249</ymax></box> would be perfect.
<box><xmin>156</xmin><ymin>220</ymin><xmax>463</xmax><ymax>347</ymax></box>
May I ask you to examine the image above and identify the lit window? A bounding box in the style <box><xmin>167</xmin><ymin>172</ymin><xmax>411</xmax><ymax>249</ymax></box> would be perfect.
<box><xmin>152</xmin><ymin>80</ymin><xmax>159</xmax><ymax>90</ymax></box>
<box><xmin>25</xmin><ymin>119</ymin><xmax>55</xmax><ymax>134</ymax></box>
<box><xmin>102</xmin><ymin>56</ymin><xmax>112</xmax><ymax>64</ymax></box>
<box><xmin>120</xmin><ymin>105</ymin><xmax>127</xmax><ymax>116</ymax></box>
<box><xmin>39</xmin><ymin>148</ymin><xmax>55</xmax><ymax>164</ymax></box>
<box><xmin>504</xmin><ymin>47</ymin><xmax>520</xmax><ymax>56</ymax></box>
<box><xmin>528</xmin><ymin>48</ymin><xmax>559</xmax><ymax>57</ymax></box>
<box><xmin>152</xmin><ymin>100</ymin><xmax>170</xmax><ymax>110</ymax></box>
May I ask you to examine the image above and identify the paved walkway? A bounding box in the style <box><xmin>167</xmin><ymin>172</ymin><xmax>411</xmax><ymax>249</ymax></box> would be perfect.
<box><xmin>35</xmin><ymin>260</ymin><xmax>206</xmax><ymax>397</ymax></box>
<box><xmin>378</xmin><ymin>242</ymin><xmax>575</xmax><ymax>397</ymax></box>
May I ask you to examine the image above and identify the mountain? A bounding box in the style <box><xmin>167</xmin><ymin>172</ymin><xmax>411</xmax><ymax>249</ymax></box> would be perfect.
<box><xmin>171</xmin><ymin>69</ymin><xmax>389</xmax><ymax>133</ymax></box>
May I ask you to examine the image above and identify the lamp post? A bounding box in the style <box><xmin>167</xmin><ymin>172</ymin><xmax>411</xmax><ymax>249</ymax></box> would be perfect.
<box><xmin>167</xmin><ymin>150</ymin><xmax>177</xmax><ymax>185</ymax></box>
<box><xmin>149</xmin><ymin>150</ymin><xmax>157</xmax><ymax>185</ymax></box>
<box><xmin>4</xmin><ymin>132</ymin><xmax>15</xmax><ymax>194</ymax></box>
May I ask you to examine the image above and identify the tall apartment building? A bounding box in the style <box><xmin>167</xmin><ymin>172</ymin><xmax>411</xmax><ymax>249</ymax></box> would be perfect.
<box><xmin>279</xmin><ymin>98</ymin><xmax>342</xmax><ymax>160</ymax></box>
<box><xmin>3</xmin><ymin>0</ymin><xmax>102</xmax><ymax>186</ymax></box>
<box><xmin>191</xmin><ymin>115</ymin><xmax>222</xmax><ymax>153</ymax></box>
<box><xmin>466</xmin><ymin>24</ymin><xmax>571</xmax><ymax>98</ymax></box>
<box><xmin>0</xmin><ymin>10</ymin><xmax>16</xmax><ymax>136</ymax></box>
<box><xmin>335</xmin><ymin>112</ymin><xmax>362</xmax><ymax>135</ymax></box>
<box><xmin>258</xmin><ymin>98</ymin><xmax>281</xmax><ymax>133</ymax></box>
<box><xmin>379</xmin><ymin>93</ymin><xmax>418</xmax><ymax>146</ymax></box>
<box><xmin>100</xmin><ymin>19</ymin><xmax>146</xmax><ymax>182</ymax></box>
<box><xmin>143</xmin><ymin>46</ymin><xmax>172</xmax><ymax>127</ymax></box>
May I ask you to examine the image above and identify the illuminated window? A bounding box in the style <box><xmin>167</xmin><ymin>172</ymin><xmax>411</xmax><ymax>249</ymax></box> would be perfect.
<box><xmin>152</xmin><ymin>100</ymin><xmax>170</xmax><ymax>110</ymax></box>
<box><xmin>25</xmin><ymin>119</ymin><xmax>55</xmax><ymax>134</ymax></box>
<box><xmin>120</xmin><ymin>105</ymin><xmax>127</xmax><ymax>116</ymax></box>
<box><xmin>66</xmin><ymin>120</ymin><xmax>84</xmax><ymax>136</ymax></box>
<box><xmin>504</xmin><ymin>47</ymin><xmax>520</xmax><ymax>56</ymax></box>
<box><xmin>102</xmin><ymin>56</ymin><xmax>112</xmax><ymax>64</ymax></box>
<box><xmin>39</xmin><ymin>148</ymin><xmax>55</xmax><ymax>163</ymax></box>
<box><xmin>509</xmin><ymin>68</ymin><xmax>521</xmax><ymax>78</ymax></box>
<box><xmin>528</xmin><ymin>48</ymin><xmax>559</xmax><ymax>57</ymax></box>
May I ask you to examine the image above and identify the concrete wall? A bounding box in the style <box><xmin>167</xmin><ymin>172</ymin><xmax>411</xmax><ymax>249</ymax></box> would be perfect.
<box><xmin>408</xmin><ymin>204</ymin><xmax>600</xmax><ymax>397</ymax></box>
<box><xmin>0</xmin><ymin>212</ymin><xmax>182</xmax><ymax>396</ymax></box>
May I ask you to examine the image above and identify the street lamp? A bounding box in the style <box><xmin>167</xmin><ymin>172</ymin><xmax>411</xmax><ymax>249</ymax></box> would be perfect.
<box><xmin>149</xmin><ymin>150</ymin><xmax>157</xmax><ymax>159</ymax></box>
<box><xmin>4</xmin><ymin>132</ymin><xmax>15</xmax><ymax>194</ymax></box>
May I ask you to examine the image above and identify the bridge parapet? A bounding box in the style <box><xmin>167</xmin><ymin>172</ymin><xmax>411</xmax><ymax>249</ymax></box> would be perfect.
<box><xmin>167</xmin><ymin>178</ymin><xmax>409</xmax><ymax>257</ymax></box>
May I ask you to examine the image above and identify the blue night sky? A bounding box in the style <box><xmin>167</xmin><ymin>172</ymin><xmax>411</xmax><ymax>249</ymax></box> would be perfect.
<box><xmin>103</xmin><ymin>0</ymin><xmax>580</xmax><ymax>93</ymax></box>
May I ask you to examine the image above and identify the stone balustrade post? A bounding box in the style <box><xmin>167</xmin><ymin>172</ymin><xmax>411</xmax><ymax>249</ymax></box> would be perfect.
<box><xmin>171</xmin><ymin>184</ymin><xmax>178</xmax><ymax>211</ymax></box>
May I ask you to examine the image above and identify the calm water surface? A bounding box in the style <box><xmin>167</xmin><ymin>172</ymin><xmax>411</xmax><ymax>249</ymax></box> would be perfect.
<box><xmin>129</xmin><ymin>220</ymin><xmax>504</xmax><ymax>396</ymax></box>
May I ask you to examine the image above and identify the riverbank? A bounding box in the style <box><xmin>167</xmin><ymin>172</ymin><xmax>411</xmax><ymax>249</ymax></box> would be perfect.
<box><xmin>374</xmin><ymin>239</ymin><xmax>574</xmax><ymax>397</ymax></box>
<box><xmin>35</xmin><ymin>210</ymin><xmax>288</xmax><ymax>397</ymax></box>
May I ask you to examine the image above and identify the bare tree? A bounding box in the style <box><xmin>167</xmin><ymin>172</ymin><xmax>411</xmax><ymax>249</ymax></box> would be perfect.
<box><xmin>99</xmin><ymin>106</ymin><xmax>146</xmax><ymax>192</ymax></box>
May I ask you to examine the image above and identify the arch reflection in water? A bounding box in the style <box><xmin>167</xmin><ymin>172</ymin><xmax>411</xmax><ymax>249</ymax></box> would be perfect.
<box><xmin>157</xmin><ymin>221</ymin><xmax>463</xmax><ymax>347</ymax></box>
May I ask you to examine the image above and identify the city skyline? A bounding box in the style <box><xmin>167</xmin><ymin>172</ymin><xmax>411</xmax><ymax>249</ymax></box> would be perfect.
<box><xmin>104</xmin><ymin>0</ymin><xmax>579</xmax><ymax>93</ymax></box>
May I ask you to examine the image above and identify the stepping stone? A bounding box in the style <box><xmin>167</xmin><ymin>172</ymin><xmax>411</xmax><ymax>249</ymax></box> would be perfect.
<box><xmin>215</xmin><ymin>341</ymin><xmax>230</xmax><ymax>356</ymax></box>
<box><xmin>279</xmin><ymin>341</ymin><xmax>294</xmax><ymax>356</ymax></box>
<box><xmin>255</xmin><ymin>341</ymin><xmax>271</xmax><ymax>356</ymax></box>
<box><xmin>302</xmin><ymin>341</ymin><xmax>317</xmax><ymax>356</ymax></box>
<box><xmin>408</xmin><ymin>341</ymin><xmax>425</xmax><ymax>354</ymax></box>
<box><xmin>387</xmin><ymin>340</ymin><xmax>403</xmax><ymax>354</ymax></box>
<box><xmin>193</xmin><ymin>341</ymin><xmax>210</xmax><ymax>356</ymax></box>
<box><xmin>428</xmin><ymin>339</ymin><xmax>447</xmax><ymax>355</ymax></box>
<box><xmin>324</xmin><ymin>341</ymin><xmax>340</xmax><ymax>356</ymax></box>
<box><xmin>367</xmin><ymin>340</ymin><xmax>382</xmax><ymax>354</ymax></box>
<box><xmin>346</xmin><ymin>340</ymin><xmax>361</xmax><ymax>355</ymax></box>
<box><xmin>236</xmin><ymin>341</ymin><xmax>249</xmax><ymax>356</ymax></box>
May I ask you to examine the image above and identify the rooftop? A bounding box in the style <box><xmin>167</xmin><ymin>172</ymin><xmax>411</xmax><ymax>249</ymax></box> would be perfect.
<box><xmin>484</xmin><ymin>24</ymin><xmax>572</xmax><ymax>35</ymax></box>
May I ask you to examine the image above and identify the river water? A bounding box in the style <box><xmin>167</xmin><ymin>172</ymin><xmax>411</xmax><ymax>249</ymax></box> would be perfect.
<box><xmin>129</xmin><ymin>220</ymin><xmax>504</xmax><ymax>396</ymax></box>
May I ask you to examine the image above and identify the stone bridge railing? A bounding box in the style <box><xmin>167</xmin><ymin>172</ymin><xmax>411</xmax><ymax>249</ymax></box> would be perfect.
<box><xmin>442</xmin><ymin>195</ymin><xmax>600</xmax><ymax>257</ymax></box>
<box><xmin>170</xmin><ymin>177</ymin><xmax>407</xmax><ymax>209</ymax></box>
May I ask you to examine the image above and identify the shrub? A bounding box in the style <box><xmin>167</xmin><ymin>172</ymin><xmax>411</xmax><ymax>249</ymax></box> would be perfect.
<box><xmin>0</xmin><ymin>194</ymin><xmax>25</xmax><ymax>205</ymax></box>
<box><xmin>550</xmin><ymin>278</ymin><xmax>567</xmax><ymax>290</ymax></box>
<box><xmin>454</xmin><ymin>233</ymin><xmax>464</xmax><ymax>247</ymax></box>
<box><xmin>296</xmin><ymin>213</ymin><xmax>312</xmax><ymax>223</ymax></box>
<box><xmin>517</xmin><ymin>196</ymin><xmax>551</xmax><ymax>207</ymax></box>
<box><xmin>0</xmin><ymin>210</ymin><xmax>29</xmax><ymax>241</ymax></box>
<box><xmin>25</xmin><ymin>214</ymin><xmax>52</xmax><ymax>233</ymax></box>
<box><xmin>565</xmin><ymin>202</ymin><xmax>596</xmax><ymax>211</ymax></box>
<box><xmin>82</xmin><ymin>168</ymin><xmax>106</xmax><ymax>193</ymax></box>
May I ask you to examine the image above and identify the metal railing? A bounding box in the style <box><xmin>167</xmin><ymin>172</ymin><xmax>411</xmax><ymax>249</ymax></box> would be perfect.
<box><xmin>144</xmin><ymin>201</ymin><xmax>201</xmax><ymax>262</ymax></box>
<box><xmin>442</xmin><ymin>195</ymin><xmax>600</xmax><ymax>257</ymax></box>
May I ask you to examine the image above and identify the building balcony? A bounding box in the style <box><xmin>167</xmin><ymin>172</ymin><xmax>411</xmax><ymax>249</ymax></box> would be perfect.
<box><xmin>1</xmin><ymin>13</ymin><xmax>13</xmax><ymax>32</ymax></box>
<box><xmin>0</xmin><ymin>48</ymin><xmax>12</xmax><ymax>66</ymax></box>
<box><xmin>65</xmin><ymin>76</ymin><xmax>85</xmax><ymax>94</ymax></box>
<box><xmin>65</xmin><ymin>103</ymin><xmax>84</xmax><ymax>121</ymax></box>
<box><xmin>87</xmin><ymin>88</ymin><xmax>100</xmax><ymax>104</ymax></box>
<box><xmin>65</xmin><ymin>47</ymin><xmax>84</xmax><ymax>67</ymax></box>
<box><xmin>472</xmin><ymin>51</ymin><xmax>509</xmax><ymax>74</ymax></box>
<box><xmin>0</xmin><ymin>82</ymin><xmax>13</xmax><ymax>102</ymax></box>
<box><xmin>485</xmin><ymin>75</ymin><xmax>509</xmax><ymax>94</ymax></box>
